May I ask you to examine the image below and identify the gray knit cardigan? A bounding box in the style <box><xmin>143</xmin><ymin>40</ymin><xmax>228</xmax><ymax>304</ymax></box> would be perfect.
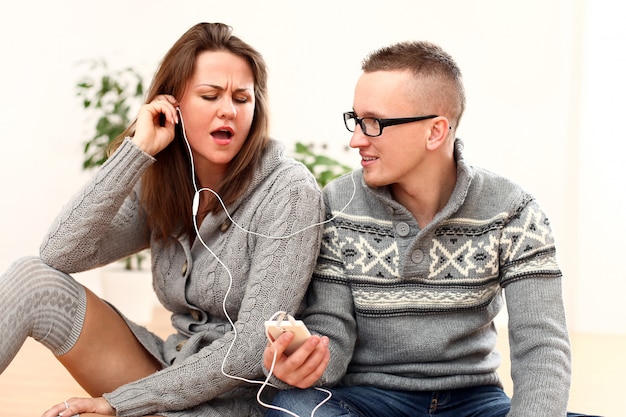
<box><xmin>40</xmin><ymin>138</ymin><xmax>324</xmax><ymax>416</ymax></box>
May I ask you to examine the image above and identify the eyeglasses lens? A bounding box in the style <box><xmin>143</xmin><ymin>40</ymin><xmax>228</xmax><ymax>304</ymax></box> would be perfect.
<box><xmin>344</xmin><ymin>113</ymin><xmax>356</xmax><ymax>132</ymax></box>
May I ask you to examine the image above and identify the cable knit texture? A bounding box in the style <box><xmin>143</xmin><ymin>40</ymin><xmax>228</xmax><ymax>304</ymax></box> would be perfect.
<box><xmin>300</xmin><ymin>139</ymin><xmax>571</xmax><ymax>417</ymax></box>
<box><xmin>39</xmin><ymin>138</ymin><xmax>324</xmax><ymax>417</ymax></box>
<box><xmin>0</xmin><ymin>256</ymin><xmax>87</xmax><ymax>371</ymax></box>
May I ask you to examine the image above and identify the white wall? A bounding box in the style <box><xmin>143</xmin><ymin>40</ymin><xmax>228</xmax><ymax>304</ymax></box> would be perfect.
<box><xmin>0</xmin><ymin>0</ymin><xmax>623</xmax><ymax>333</ymax></box>
<box><xmin>576</xmin><ymin>0</ymin><xmax>626</xmax><ymax>332</ymax></box>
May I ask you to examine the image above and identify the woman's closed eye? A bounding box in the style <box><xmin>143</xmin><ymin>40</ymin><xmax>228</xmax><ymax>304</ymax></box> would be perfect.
<box><xmin>201</xmin><ymin>95</ymin><xmax>249</xmax><ymax>104</ymax></box>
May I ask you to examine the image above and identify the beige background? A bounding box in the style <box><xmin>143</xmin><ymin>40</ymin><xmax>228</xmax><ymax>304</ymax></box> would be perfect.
<box><xmin>2</xmin><ymin>0</ymin><xmax>624</xmax><ymax>334</ymax></box>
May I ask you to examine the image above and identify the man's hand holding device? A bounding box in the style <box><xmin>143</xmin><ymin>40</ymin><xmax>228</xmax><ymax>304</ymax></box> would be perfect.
<box><xmin>263</xmin><ymin>312</ymin><xmax>331</xmax><ymax>389</ymax></box>
<box><xmin>265</xmin><ymin>312</ymin><xmax>311</xmax><ymax>355</ymax></box>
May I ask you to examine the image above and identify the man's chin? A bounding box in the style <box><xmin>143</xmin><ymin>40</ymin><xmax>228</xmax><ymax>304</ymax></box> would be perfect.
<box><xmin>362</xmin><ymin>173</ymin><xmax>386</xmax><ymax>188</ymax></box>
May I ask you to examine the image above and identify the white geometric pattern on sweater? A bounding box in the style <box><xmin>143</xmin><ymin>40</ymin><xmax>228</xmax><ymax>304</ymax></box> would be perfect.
<box><xmin>321</xmin><ymin>225</ymin><xmax>401</xmax><ymax>279</ymax></box>
<box><xmin>353</xmin><ymin>284</ymin><xmax>499</xmax><ymax>311</ymax></box>
<box><xmin>320</xmin><ymin>204</ymin><xmax>554</xmax><ymax>288</ymax></box>
<box><xmin>349</xmin><ymin>236</ymin><xmax>400</xmax><ymax>277</ymax></box>
<box><xmin>321</xmin><ymin>225</ymin><xmax>344</xmax><ymax>260</ymax></box>
<box><xmin>429</xmin><ymin>239</ymin><xmax>476</xmax><ymax>277</ymax></box>
<box><xmin>428</xmin><ymin>234</ymin><xmax>499</xmax><ymax>280</ymax></box>
<box><xmin>506</xmin><ymin>256</ymin><xmax>560</xmax><ymax>277</ymax></box>
<box><xmin>500</xmin><ymin>206</ymin><xmax>550</xmax><ymax>261</ymax></box>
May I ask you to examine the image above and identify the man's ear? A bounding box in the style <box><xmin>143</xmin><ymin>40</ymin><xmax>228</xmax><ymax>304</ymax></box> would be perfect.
<box><xmin>425</xmin><ymin>117</ymin><xmax>451</xmax><ymax>151</ymax></box>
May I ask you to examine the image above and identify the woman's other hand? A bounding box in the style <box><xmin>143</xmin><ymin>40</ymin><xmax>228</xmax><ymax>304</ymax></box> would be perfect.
<box><xmin>41</xmin><ymin>396</ymin><xmax>114</xmax><ymax>417</ymax></box>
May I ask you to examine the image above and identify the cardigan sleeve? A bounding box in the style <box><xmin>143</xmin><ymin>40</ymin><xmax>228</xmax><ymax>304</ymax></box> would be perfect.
<box><xmin>39</xmin><ymin>138</ymin><xmax>154</xmax><ymax>273</ymax></box>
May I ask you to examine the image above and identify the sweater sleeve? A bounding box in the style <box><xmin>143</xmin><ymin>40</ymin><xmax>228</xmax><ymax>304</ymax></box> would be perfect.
<box><xmin>103</xmin><ymin>162</ymin><xmax>325</xmax><ymax>416</ymax></box>
<box><xmin>303</xmin><ymin>272</ymin><xmax>357</xmax><ymax>387</ymax></box>
<box><xmin>295</xmin><ymin>189</ymin><xmax>359</xmax><ymax>387</ymax></box>
<box><xmin>500</xmin><ymin>199</ymin><xmax>571</xmax><ymax>417</ymax></box>
<box><xmin>39</xmin><ymin>138</ymin><xmax>154</xmax><ymax>273</ymax></box>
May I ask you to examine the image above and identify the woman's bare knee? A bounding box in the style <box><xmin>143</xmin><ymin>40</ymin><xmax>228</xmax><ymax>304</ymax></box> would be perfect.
<box><xmin>57</xmin><ymin>287</ymin><xmax>161</xmax><ymax>396</ymax></box>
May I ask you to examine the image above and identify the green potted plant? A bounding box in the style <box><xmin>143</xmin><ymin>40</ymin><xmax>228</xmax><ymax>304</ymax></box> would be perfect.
<box><xmin>292</xmin><ymin>142</ymin><xmax>353</xmax><ymax>187</ymax></box>
<box><xmin>76</xmin><ymin>58</ymin><xmax>145</xmax><ymax>170</ymax></box>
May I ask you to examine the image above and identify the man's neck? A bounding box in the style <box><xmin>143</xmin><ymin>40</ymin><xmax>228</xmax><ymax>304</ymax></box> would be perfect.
<box><xmin>391</xmin><ymin>160</ymin><xmax>457</xmax><ymax>229</ymax></box>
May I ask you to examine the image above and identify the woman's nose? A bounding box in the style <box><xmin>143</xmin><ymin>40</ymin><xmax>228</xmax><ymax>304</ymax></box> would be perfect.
<box><xmin>218</xmin><ymin>100</ymin><xmax>236</xmax><ymax>119</ymax></box>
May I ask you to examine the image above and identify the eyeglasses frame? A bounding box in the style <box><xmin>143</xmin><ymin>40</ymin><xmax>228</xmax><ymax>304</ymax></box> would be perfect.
<box><xmin>343</xmin><ymin>111</ymin><xmax>450</xmax><ymax>137</ymax></box>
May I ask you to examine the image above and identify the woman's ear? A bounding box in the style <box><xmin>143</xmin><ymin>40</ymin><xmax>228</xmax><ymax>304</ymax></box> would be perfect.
<box><xmin>425</xmin><ymin>117</ymin><xmax>451</xmax><ymax>151</ymax></box>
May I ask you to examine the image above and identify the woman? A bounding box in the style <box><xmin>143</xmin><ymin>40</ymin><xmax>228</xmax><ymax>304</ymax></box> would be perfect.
<box><xmin>0</xmin><ymin>22</ymin><xmax>324</xmax><ymax>416</ymax></box>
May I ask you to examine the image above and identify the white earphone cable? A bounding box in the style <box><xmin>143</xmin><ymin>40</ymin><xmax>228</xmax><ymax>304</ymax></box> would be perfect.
<box><xmin>177</xmin><ymin>108</ymin><xmax>342</xmax><ymax>415</ymax></box>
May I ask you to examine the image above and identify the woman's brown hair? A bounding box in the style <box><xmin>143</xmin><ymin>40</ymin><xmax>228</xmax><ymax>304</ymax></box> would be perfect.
<box><xmin>109</xmin><ymin>22</ymin><xmax>270</xmax><ymax>243</ymax></box>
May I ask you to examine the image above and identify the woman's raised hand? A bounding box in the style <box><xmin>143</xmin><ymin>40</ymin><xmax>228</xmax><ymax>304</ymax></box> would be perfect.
<box><xmin>132</xmin><ymin>94</ymin><xmax>180</xmax><ymax>156</ymax></box>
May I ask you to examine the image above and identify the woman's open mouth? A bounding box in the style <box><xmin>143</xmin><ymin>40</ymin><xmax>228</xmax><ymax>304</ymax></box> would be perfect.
<box><xmin>211</xmin><ymin>127</ymin><xmax>234</xmax><ymax>144</ymax></box>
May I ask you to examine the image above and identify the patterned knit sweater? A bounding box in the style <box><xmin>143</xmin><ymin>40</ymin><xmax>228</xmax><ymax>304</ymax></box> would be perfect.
<box><xmin>302</xmin><ymin>139</ymin><xmax>571</xmax><ymax>417</ymax></box>
<box><xmin>40</xmin><ymin>138</ymin><xmax>324</xmax><ymax>416</ymax></box>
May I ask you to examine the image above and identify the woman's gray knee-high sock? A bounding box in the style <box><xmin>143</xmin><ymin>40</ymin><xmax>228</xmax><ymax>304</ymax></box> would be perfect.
<box><xmin>0</xmin><ymin>256</ymin><xmax>87</xmax><ymax>373</ymax></box>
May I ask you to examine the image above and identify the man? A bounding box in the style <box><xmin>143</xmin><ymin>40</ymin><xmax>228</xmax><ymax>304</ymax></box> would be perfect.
<box><xmin>264</xmin><ymin>41</ymin><xmax>594</xmax><ymax>417</ymax></box>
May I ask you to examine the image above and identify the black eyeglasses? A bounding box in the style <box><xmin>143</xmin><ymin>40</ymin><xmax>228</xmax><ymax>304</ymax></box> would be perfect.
<box><xmin>343</xmin><ymin>111</ymin><xmax>440</xmax><ymax>137</ymax></box>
